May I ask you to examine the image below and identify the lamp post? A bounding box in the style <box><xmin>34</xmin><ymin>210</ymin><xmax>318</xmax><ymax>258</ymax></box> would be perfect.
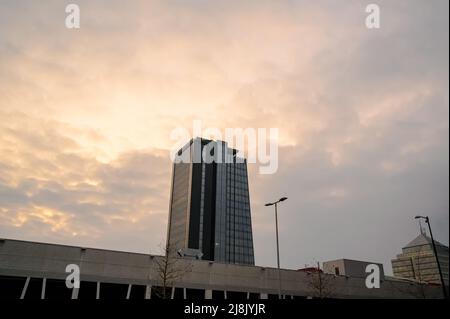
<box><xmin>265</xmin><ymin>197</ymin><xmax>288</xmax><ymax>299</ymax></box>
<box><xmin>414</xmin><ymin>215</ymin><xmax>447</xmax><ymax>299</ymax></box>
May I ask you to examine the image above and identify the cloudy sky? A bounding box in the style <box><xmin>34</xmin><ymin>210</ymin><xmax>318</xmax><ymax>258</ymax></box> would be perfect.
<box><xmin>0</xmin><ymin>0</ymin><xmax>448</xmax><ymax>274</ymax></box>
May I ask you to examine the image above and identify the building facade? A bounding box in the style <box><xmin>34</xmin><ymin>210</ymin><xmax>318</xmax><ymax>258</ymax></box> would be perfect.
<box><xmin>323</xmin><ymin>259</ymin><xmax>385</xmax><ymax>280</ymax></box>
<box><xmin>167</xmin><ymin>138</ymin><xmax>255</xmax><ymax>265</ymax></box>
<box><xmin>0</xmin><ymin>238</ymin><xmax>444</xmax><ymax>299</ymax></box>
<box><xmin>391</xmin><ymin>234</ymin><xmax>449</xmax><ymax>285</ymax></box>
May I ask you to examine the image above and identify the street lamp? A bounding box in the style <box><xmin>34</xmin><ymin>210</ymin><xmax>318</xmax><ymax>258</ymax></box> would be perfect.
<box><xmin>414</xmin><ymin>215</ymin><xmax>448</xmax><ymax>299</ymax></box>
<box><xmin>265</xmin><ymin>197</ymin><xmax>288</xmax><ymax>299</ymax></box>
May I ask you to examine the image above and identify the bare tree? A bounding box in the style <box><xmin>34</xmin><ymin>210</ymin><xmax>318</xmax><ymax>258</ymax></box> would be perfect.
<box><xmin>305</xmin><ymin>262</ymin><xmax>335</xmax><ymax>299</ymax></box>
<box><xmin>152</xmin><ymin>241</ymin><xmax>192</xmax><ymax>299</ymax></box>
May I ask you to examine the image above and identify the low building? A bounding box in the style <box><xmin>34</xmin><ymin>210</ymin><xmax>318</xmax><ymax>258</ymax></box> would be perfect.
<box><xmin>323</xmin><ymin>259</ymin><xmax>385</xmax><ymax>280</ymax></box>
<box><xmin>391</xmin><ymin>233</ymin><xmax>449</xmax><ymax>285</ymax></box>
<box><xmin>0</xmin><ymin>238</ymin><xmax>444</xmax><ymax>299</ymax></box>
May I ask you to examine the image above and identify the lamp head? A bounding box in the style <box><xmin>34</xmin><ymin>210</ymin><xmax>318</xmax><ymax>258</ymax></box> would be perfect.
<box><xmin>415</xmin><ymin>215</ymin><xmax>429</xmax><ymax>223</ymax></box>
<box><xmin>279</xmin><ymin>197</ymin><xmax>288</xmax><ymax>202</ymax></box>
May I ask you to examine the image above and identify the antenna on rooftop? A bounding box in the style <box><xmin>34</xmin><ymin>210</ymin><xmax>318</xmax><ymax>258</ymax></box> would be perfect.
<box><xmin>418</xmin><ymin>219</ymin><xmax>426</xmax><ymax>236</ymax></box>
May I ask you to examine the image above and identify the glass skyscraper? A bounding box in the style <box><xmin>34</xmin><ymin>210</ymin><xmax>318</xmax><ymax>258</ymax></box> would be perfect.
<box><xmin>166</xmin><ymin>137</ymin><xmax>255</xmax><ymax>265</ymax></box>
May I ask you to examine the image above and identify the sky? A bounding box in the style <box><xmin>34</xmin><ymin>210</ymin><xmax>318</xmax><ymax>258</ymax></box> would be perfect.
<box><xmin>0</xmin><ymin>0</ymin><xmax>448</xmax><ymax>274</ymax></box>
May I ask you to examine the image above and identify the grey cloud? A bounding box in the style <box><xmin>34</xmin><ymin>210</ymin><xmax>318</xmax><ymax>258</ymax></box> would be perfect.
<box><xmin>0</xmin><ymin>0</ymin><xmax>448</xmax><ymax>273</ymax></box>
<box><xmin>0</xmin><ymin>113</ymin><xmax>170</xmax><ymax>251</ymax></box>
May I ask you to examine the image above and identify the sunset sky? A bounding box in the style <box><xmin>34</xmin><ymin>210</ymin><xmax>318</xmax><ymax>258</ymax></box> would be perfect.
<box><xmin>0</xmin><ymin>0</ymin><xmax>448</xmax><ymax>273</ymax></box>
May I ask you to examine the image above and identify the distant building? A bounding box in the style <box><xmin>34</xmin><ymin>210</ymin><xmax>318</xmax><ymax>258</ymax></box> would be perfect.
<box><xmin>323</xmin><ymin>259</ymin><xmax>385</xmax><ymax>280</ymax></box>
<box><xmin>167</xmin><ymin>138</ymin><xmax>255</xmax><ymax>265</ymax></box>
<box><xmin>391</xmin><ymin>233</ymin><xmax>449</xmax><ymax>284</ymax></box>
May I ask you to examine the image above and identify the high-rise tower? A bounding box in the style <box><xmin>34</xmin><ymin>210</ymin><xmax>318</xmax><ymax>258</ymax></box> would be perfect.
<box><xmin>166</xmin><ymin>137</ymin><xmax>255</xmax><ymax>265</ymax></box>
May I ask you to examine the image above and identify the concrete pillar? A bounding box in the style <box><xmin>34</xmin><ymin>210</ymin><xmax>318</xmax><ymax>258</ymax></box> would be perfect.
<box><xmin>145</xmin><ymin>285</ymin><xmax>151</xmax><ymax>299</ymax></box>
<box><xmin>41</xmin><ymin>278</ymin><xmax>46</xmax><ymax>299</ymax></box>
<box><xmin>205</xmin><ymin>289</ymin><xmax>212</xmax><ymax>299</ymax></box>
<box><xmin>96</xmin><ymin>282</ymin><xmax>100</xmax><ymax>299</ymax></box>
<box><xmin>71</xmin><ymin>287</ymin><xmax>79</xmax><ymax>299</ymax></box>
<box><xmin>20</xmin><ymin>277</ymin><xmax>30</xmax><ymax>299</ymax></box>
<box><xmin>126</xmin><ymin>284</ymin><xmax>132</xmax><ymax>299</ymax></box>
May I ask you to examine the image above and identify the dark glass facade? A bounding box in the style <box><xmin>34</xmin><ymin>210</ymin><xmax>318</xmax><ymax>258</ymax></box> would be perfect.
<box><xmin>167</xmin><ymin>138</ymin><xmax>255</xmax><ymax>265</ymax></box>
